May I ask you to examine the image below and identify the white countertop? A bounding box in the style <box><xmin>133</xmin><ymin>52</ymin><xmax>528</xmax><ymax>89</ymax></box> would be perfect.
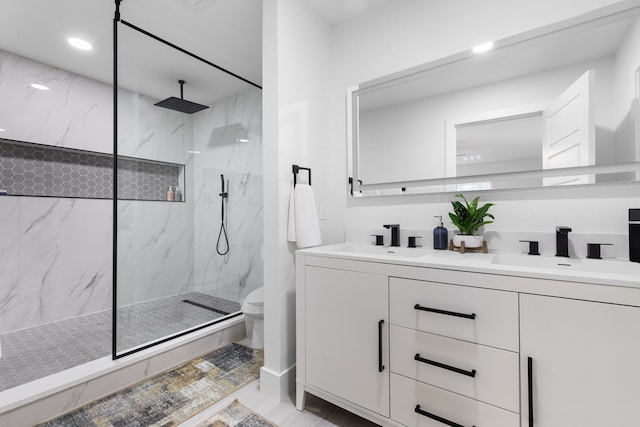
<box><xmin>298</xmin><ymin>242</ymin><xmax>640</xmax><ymax>289</ymax></box>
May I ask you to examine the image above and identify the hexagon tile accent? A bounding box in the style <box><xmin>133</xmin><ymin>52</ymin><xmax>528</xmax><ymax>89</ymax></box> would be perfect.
<box><xmin>0</xmin><ymin>139</ymin><xmax>182</xmax><ymax>200</ymax></box>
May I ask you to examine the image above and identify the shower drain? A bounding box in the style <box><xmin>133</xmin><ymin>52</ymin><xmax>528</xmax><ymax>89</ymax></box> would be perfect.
<box><xmin>182</xmin><ymin>299</ymin><xmax>231</xmax><ymax>315</ymax></box>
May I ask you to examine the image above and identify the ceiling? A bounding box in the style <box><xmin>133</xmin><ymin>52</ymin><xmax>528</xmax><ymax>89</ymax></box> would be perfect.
<box><xmin>0</xmin><ymin>0</ymin><xmax>389</xmax><ymax>105</ymax></box>
<box><xmin>304</xmin><ymin>0</ymin><xmax>393</xmax><ymax>27</ymax></box>
<box><xmin>358</xmin><ymin>14</ymin><xmax>636</xmax><ymax>111</ymax></box>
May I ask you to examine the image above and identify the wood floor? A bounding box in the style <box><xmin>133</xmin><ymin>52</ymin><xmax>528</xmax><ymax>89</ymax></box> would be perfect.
<box><xmin>177</xmin><ymin>380</ymin><xmax>380</xmax><ymax>427</ymax></box>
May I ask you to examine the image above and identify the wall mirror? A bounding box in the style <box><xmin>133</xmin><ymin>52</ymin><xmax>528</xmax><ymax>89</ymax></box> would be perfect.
<box><xmin>348</xmin><ymin>2</ymin><xmax>640</xmax><ymax>197</ymax></box>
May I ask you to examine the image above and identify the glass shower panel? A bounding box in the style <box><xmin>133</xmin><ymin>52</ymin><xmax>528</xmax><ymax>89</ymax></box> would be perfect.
<box><xmin>114</xmin><ymin>18</ymin><xmax>262</xmax><ymax>357</ymax></box>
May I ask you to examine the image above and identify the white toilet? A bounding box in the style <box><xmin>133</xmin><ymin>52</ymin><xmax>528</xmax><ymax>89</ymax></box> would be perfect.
<box><xmin>241</xmin><ymin>287</ymin><xmax>264</xmax><ymax>349</ymax></box>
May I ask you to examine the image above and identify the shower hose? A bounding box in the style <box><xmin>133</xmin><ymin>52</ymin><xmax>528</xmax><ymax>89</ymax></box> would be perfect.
<box><xmin>217</xmin><ymin>174</ymin><xmax>230</xmax><ymax>256</ymax></box>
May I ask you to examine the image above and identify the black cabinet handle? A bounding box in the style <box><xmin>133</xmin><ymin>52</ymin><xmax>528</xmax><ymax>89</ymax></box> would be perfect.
<box><xmin>415</xmin><ymin>354</ymin><xmax>476</xmax><ymax>377</ymax></box>
<box><xmin>415</xmin><ymin>405</ymin><xmax>475</xmax><ymax>427</ymax></box>
<box><xmin>414</xmin><ymin>304</ymin><xmax>476</xmax><ymax>319</ymax></box>
<box><xmin>378</xmin><ymin>320</ymin><xmax>385</xmax><ymax>373</ymax></box>
<box><xmin>528</xmin><ymin>357</ymin><xmax>534</xmax><ymax>427</ymax></box>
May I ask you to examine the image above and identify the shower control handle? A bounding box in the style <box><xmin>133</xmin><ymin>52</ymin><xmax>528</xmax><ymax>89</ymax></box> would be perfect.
<box><xmin>219</xmin><ymin>174</ymin><xmax>228</xmax><ymax>198</ymax></box>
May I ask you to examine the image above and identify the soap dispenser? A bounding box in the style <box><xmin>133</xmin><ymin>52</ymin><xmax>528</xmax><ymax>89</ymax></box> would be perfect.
<box><xmin>433</xmin><ymin>215</ymin><xmax>448</xmax><ymax>250</ymax></box>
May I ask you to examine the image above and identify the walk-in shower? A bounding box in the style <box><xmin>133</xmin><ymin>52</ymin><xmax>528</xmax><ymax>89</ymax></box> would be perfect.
<box><xmin>0</xmin><ymin>0</ymin><xmax>263</xmax><ymax>400</ymax></box>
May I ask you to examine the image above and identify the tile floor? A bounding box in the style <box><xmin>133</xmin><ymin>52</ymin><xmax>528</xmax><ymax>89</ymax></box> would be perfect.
<box><xmin>0</xmin><ymin>291</ymin><xmax>240</xmax><ymax>391</ymax></box>
<box><xmin>178</xmin><ymin>380</ymin><xmax>379</xmax><ymax>427</ymax></box>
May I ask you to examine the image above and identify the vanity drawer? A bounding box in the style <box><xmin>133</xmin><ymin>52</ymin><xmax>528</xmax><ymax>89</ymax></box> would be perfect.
<box><xmin>391</xmin><ymin>373</ymin><xmax>519</xmax><ymax>427</ymax></box>
<box><xmin>390</xmin><ymin>325</ymin><xmax>519</xmax><ymax>412</ymax></box>
<box><xmin>389</xmin><ymin>278</ymin><xmax>519</xmax><ymax>351</ymax></box>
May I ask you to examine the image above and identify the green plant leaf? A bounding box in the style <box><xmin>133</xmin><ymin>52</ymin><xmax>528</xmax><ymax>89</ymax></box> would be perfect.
<box><xmin>448</xmin><ymin>193</ymin><xmax>496</xmax><ymax>235</ymax></box>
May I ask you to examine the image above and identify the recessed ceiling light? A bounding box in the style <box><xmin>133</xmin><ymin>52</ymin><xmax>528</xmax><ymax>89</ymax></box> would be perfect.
<box><xmin>472</xmin><ymin>41</ymin><xmax>494</xmax><ymax>54</ymax></box>
<box><xmin>68</xmin><ymin>37</ymin><xmax>92</xmax><ymax>51</ymax></box>
<box><xmin>30</xmin><ymin>83</ymin><xmax>49</xmax><ymax>91</ymax></box>
<box><xmin>0</xmin><ymin>128</ymin><xmax>6</xmax><ymax>132</ymax></box>
<box><xmin>187</xmin><ymin>150</ymin><xmax>201</xmax><ymax>154</ymax></box>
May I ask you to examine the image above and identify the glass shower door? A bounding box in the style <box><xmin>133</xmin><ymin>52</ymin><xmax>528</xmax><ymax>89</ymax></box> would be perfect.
<box><xmin>113</xmin><ymin>11</ymin><xmax>262</xmax><ymax>357</ymax></box>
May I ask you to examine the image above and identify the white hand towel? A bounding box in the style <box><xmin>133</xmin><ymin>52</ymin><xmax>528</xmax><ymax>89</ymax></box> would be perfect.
<box><xmin>287</xmin><ymin>184</ymin><xmax>297</xmax><ymax>242</ymax></box>
<box><xmin>290</xmin><ymin>184</ymin><xmax>322</xmax><ymax>248</ymax></box>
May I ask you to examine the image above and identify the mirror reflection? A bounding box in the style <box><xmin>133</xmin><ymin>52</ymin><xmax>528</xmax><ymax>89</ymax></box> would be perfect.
<box><xmin>350</xmin><ymin>5</ymin><xmax>640</xmax><ymax>195</ymax></box>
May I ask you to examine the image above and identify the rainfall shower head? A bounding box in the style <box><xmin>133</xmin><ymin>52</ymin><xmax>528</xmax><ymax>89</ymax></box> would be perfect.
<box><xmin>154</xmin><ymin>80</ymin><xmax>209</xmax><ymax>114</ymax></box>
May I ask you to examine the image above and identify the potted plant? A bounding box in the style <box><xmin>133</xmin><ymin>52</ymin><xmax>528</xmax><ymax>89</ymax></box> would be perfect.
<box><xmin>449</xmin><ymin>193</ymin><xmax>495</xmax><ymax>248</ymax></box>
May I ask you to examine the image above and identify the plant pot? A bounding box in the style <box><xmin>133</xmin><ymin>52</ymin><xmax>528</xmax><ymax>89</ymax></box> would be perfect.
<box><xmin>453</xmin><ymin>234</ymin><xmax>484</xmax><ymax>248</ymax></box>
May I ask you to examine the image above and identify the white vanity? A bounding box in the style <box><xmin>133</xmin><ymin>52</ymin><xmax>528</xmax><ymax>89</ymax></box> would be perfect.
<box><xmin>295</xmin><ymin>243</ymin><xmax>640</xmax><ymax>427</ymax></box>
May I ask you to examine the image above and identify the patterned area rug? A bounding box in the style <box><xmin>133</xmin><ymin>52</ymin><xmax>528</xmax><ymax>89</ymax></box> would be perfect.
<box><xmin>38</xmin><ymin>342</ymin><xmax>263</xmax><ymax>427</ymax></box>
<box><xmin>196</xmin><ymin>399</ymin><xmax>277</xmax><ymax>427</ymax></box>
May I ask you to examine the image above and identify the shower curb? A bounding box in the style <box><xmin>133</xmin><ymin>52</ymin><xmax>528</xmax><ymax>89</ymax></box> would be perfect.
<box><xmin>0</xmin><ymin>317</ymin><xmax>245</xmax><ymax>427</ymax></box>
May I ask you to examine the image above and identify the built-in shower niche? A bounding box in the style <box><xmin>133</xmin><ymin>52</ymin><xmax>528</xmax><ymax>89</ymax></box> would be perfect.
<box><xmin>0</xmin><ymin>138</ymin><xmax>185</xmax><ymax>201</ymax></box>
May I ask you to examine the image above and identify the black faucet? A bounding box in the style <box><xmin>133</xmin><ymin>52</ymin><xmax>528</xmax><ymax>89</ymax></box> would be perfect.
<box><xmin>555</xmin><ymin>226</ymin><xmax>572</xmax><ymax>257</ymax></box>
<box><xmin>383</xmin><ymin>224</ymin><xmax>401</xmax><ymax>247</ymax></box>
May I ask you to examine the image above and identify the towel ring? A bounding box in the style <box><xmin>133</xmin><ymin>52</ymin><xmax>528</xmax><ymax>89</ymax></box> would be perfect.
<box><xmin>292</xmin><ymin>164</ymin><xmax>311</xmax><ymax>187</ymax></box>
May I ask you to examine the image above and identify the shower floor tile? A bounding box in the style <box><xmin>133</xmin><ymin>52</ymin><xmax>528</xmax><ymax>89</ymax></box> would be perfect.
<box><xmin>0</xmin><ymin>292</ymin><xmax>240</xmax><ymax>392</ymax></box>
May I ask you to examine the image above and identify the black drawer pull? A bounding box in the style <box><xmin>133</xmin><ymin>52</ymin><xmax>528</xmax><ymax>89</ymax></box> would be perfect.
<box><xmin>528</xmin><ymin>357</ymin><xmax>534</xmax><ymax>427</ymax></box>
<box><xmin>415</xmin><ymin>405</ymin><xmax>475</xmax><ymax>427</ymax></box>
<box><xmin>378</xmin><ymin>319</ymin><xmax>385</xmax><ymax>373</ymax></box>
<box><xmin>414</xmin><ymin>354</ymin><xmax>477</xmax><ymax>377</ymax></box>
<box><xmin>414</xmin><ymin>304</ymin><xmax>476</xmax><ymax>319</ymax></box>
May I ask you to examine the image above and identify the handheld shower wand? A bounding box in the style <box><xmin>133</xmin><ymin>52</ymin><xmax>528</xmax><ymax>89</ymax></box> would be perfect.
<box><xmin>216</xmin><ymin>174</ymin><xmax>229</xmax><ymax>256</ymax></box>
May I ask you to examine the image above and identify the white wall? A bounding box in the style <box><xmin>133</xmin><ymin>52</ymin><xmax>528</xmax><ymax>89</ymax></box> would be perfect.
<box><xmin>261</xmin><ymin>0</ymin><xmax>332</xmax><ymax>401</ymax></box>
<box><xmin>326</xmin><ymin>0</ymin><xmax>640</xmax><ymax>246</ymax></box>
<box><xmin>263</xmin><ymin>0</ymin><xmax>640</xmax><ymax>399</ymax></box>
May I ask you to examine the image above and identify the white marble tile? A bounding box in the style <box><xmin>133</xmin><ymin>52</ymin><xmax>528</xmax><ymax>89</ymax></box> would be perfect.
<box><xmin>0</xmin><ymin>198</ymin><xmax>111</xmax><ymax>330</ymax></box>
<box><xmin>0</xmin><ymin>50</ymin><xmax>112</xmax><ymax>153</ymax></box>
<box><xmin>117</xmin><ymin>90</ymin><xmax>194</xmax><ymax>164</ymax></box>
<box><xmin>192</xmin><ymin>88</ymin><xmax>263</xmax><ymax>303</ymax></box>
<box><xmin>117</xmin><ymin>201</ymin><xmax>195</xmax><ymax>304</ymax></box>
<box><xmin>0</xmin><ymin>196</ymin><xmax>19</xmax><ymax>285</ymax></box>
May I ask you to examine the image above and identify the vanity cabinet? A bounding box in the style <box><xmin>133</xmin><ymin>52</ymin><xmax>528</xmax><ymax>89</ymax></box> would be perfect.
<box><xmin>520</xmin><ymin>294</ymin><xmax>640</xmax><ymax>426</ymax></box>
<box><xmin>303</xmin><ymin>265</ymin><xmax>390</xmax><ymax>417</ymax></box>
<box><xmin>296</xmin><ymin>252</ymin><xmax>640</xmax><ymax>427</ymax></box>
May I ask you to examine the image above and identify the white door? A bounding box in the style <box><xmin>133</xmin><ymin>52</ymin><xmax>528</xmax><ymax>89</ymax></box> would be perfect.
<box><xmin>543</xmin><ymin>70</ymin><xmax>595</xmax><ymax>185</ymax></box>
<box><xmin>520</xmin><ymin>294</ymin><xmax>640</xmax><ymax>426</ymax></box>
<box><xmin>305</xmin><ymin>266</ymin><xmax>390</xmax><ymax>417</ymax></box>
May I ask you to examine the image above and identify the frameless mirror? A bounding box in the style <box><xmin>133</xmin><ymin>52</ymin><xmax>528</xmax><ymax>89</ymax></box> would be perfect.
<box><xmin>348</xmin><ymin>3</ymin><xmax>640</xmax><ymax>196</ymax></box>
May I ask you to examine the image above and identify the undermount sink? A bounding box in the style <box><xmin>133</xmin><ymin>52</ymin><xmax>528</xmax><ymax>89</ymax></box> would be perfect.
<box><xmin>491</xmin><ymin>254</ymin><xmax>640</xmax><ymax>276</ymax></box>
<box><xmin>331</xmin><ymin>243</ymin><xmax>432</xmax><ymax>258</ymax></box>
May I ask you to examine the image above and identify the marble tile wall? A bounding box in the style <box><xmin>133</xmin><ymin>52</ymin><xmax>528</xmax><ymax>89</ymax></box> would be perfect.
<box><xmin>0</xmin><ymin>49</ymin><xmax>195</xmax><ymax>332</ymax></box>
<box><xmin>193</xmin><ymin>88</ymin><xmax>263</xmax><ymax>304</ymax></box>
<box><xmin>0</xmin><ymin>48</ymin><xmax>263</xmax><ymax>335</ymax></box>
<box><xmin>0</xmin><ymin>47</ymin><xmax>262</xmax><ymax>338</ymax></box>
<box><xmin>0</xmin><ymin>197</ymin><xmax>112</xmax><ymax>333</ymax></box>
<box><xmin>0</xmin><ymin>50</ymin><xmax>112</xmax><ymax>153</ymax></box>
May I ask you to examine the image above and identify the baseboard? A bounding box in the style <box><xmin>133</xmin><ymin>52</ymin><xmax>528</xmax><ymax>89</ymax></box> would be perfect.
<box><xmin>259</xmin><ymin>364</ymin><xmax>296</xmax><ymax>402</ymax></box>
